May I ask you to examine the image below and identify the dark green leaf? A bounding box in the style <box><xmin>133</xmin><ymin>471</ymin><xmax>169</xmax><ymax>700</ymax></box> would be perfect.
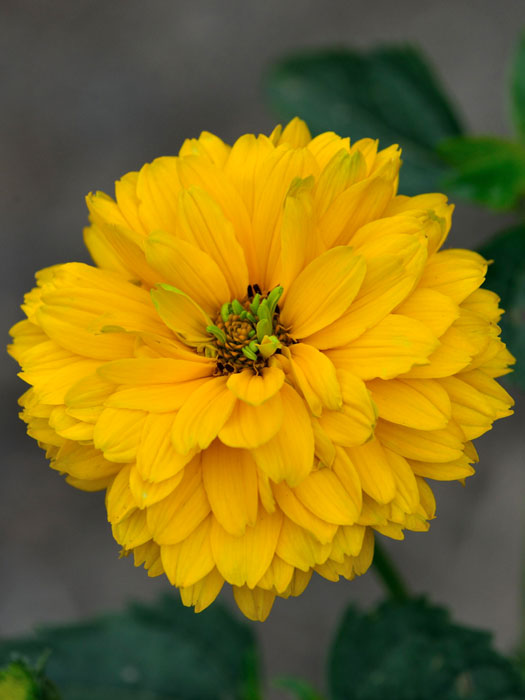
<box><xmin>479</xmin><ymin>224</ymin><xmax>525</xmax><ymax>388</ymax></box>
<box><xmin>273</xmin><ymin>676</ymin><xmax>324</xmax><ymax>700</ymax></box>
<box><xmin>0</xmin><ymin>595</ymin><xmax>260</xmax><ymax>700</ymax></box>
<box><xmin>439</xmin><ymin>137</ymin><xmax>525</xmax><ymax>210</ymax></box>
<box><xmin>329</xmin><ymin>598</ymin><xmax>525</xmax><ymax>700</ymax></box>
<box><xmin>266</xmin><ymin>45</ymin><xmax>463</xmax><ymax>195</ymax></box>
<box><xmin>511</xmin><ymin>30</ymin><xmax>525</xmax><ymax>142</ymax></box>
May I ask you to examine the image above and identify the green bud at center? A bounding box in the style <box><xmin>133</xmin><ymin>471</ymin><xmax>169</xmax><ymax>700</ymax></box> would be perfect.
<box><xmin>207</xmin><ymin>285</ymin><xmax>292</xmax><ymax>374</ymax></box>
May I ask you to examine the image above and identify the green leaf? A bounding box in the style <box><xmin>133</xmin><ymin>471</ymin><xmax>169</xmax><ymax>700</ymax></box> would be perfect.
<box><xmin>0</xmin><ymin>657</ymin><xmax>61</xmax><ymax>700</ymax></box>
<box><xmin>439</xmin><ymin>137</ymin><xmax>525</xmax><ymax>210</ymax></box>
<box><xmin>328</xmin><ymin>598</ymin><xmax>525</xmax><ymax>700</ymax></box>
<box><xmin>273</xmin><ymin>676</ymin><xmax>325</xmax><ymax>700</ymax></box>
<box><xmin>0</xmin><ymin>595</ymin><xmax>260</xmax><ymax>700</ymax></box>
<box><xmin>266</xmin><ymin>45</ymin><xmax>463</xmax><ymax>195</ymax></box>
<box><xmin>511</xmin><ymin>30</ymin><xmax>525</xmax><ymax>142</ymax></box>
<box><xmin>479</xmin><ymin>224</ymin><xmax>525</xmax><ymax>388</ymax></box>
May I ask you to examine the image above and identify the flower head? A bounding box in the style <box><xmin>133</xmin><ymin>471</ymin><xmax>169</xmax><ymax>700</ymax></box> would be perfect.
<box><xmin>9</xmin><ymin>118</ymin><xmax>514</xmax><ymax>620</ymax></box>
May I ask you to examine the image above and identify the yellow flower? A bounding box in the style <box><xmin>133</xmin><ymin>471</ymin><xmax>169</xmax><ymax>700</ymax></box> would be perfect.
<box><xmin>9</xmin><ymin>118</ymin><xmax>514</xmax><ymax>621</ymax></box>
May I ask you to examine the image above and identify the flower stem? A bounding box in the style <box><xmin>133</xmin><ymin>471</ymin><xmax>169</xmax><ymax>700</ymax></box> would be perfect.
<box><xmin>372</xmin><ymin>539</ymin><xmax>410</xmax><ymax>600</ymax></box>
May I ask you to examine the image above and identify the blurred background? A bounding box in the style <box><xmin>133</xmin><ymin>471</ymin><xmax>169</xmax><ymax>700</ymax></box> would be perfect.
<box><xmin>1</xmin><ymin>0</ymin><xmax>524</xmax><ymax>695</ymax></box>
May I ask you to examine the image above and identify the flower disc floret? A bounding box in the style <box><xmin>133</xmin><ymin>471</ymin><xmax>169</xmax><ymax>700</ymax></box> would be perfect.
<box><xmin>8</xmin><ymin>118</ymin><xmax>515</xmax><ymax>621</ymax></box>
<box><xmin>206</xmin><ymin>285</ymin><xmax>293</xmax><ymax>374</ymax></box>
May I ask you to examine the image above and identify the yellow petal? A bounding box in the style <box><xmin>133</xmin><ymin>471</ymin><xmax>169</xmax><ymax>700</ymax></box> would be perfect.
<box><xmin>179</xmin><ymin>131</ymin><xmax>231</xmax><ymax>167</ymax></box>
<box><xmin>224</xmin><ymin>133</ymin><xmax>275</xmax><ymax>218</ymax></box>
<box><xmin>161</xmin><ymin>516</ymin><xmax>215</xmax><ymax>587</ymax></box>
<box><xmin>289</xmin><ymin>343</ymin><xmax>342</xmax><ymax>416</ymax></box>
<box><xmin>358</xmin><ymin>495</ymin><xmax>389</xmax><ymax>526</ymax></box>
<box><xmin>272</xmin><ymin>481</ymin><xmax>337</xmax><ymax>544</ymax></box>
<box><xmin>98</xmin><ymin>357</ymin><xmax>212</xmax><ymax>384</ymax></box>
<box><xmin>330</xmin><ymin>524</ymin><xmax>366</xmax><ymax>560</ymax></box>
<box><xmin>136</xmin><ymin>413</ymin><xmax>195</xmax><ymax>482</ymax></box>
<box><xmin>315</xmin><ymin>149</ymin><xmax>367</xmax><ymax>218</ymax></box>
<box><xmin>461</xmin><ymin>288</ymin><xmax>502</xmax><ymax>323</ymax></box>
<box><xmin>318</xmin><ymin>174</ymin><xmax>396</xmax><ymax>248</ymax></box>
<box><xmin>210</xmin><ymin>509</ymin><xmax>283</xmax><ymax>587</ymax></box>
<box><xmin>353</xmin><ymin>528</ymin><xmax>375</xmax><ymax>575</ymax></box>
<box><xmin>112</xmin><ymin>509</ymin><xmax>151</xmax><ymax>549</ymax></box>
<box><xmin>175</xmin><ymin>187</ymin><xmax>249</xmax><ymax>299</ymax></box>
<box><xmin>281</xmin><ymin>247</ymin><xmax>366</xmax><ymax>338</ymax></box>
<box><xmin>350</xmin><ymin>214</ymin><xmax>430</xmax><ymax>271</ymax></box>
<box><xmin>400</xmin><ymin>322</ymin><xmax>475</xmax><ymax>378</ymax></box>
<box><xmin>306</xmin><ymin>254</ymin><xmax>415</xmax><ymax>349</ymax></box>
<box><xmin>415</xmin><ymin>477</ymin><xmax>436</xmax><ymax>519</ymax></box>
<box><xmin>252</xmin><ymin>383</ymin><xmax>314</xmax><ymax>486</ymax></box>
<box><xmin>409</xmin><ymin>455</ymin><xmax>475</xmax><ymax>481</ymax></box>
<box><xmin>176</xmin><ymin>156</ymin><xmax>253</xmax><ymax>279</ymax></box>
<box><xmin>218</xmin><ymin>392</ymin><xmax>283</xmax><ymax>449</ymax></box>
<box><xmin>440</xmin><ymin>375</ymin><xmax>512</xmax><ymax>440</ymax></box>
<box><xmin>418</xmin><ymin>249</ymin><xmax>487</xmax><ymax>303</ymax></box>
<box><xmin>106</xmin><ymin>378</ymin><xmax>209</xmax><ymax>411</ymax></box>
<box><xmin>115</xmin><ymin>171</ymin><xmax>146</xmax><ymax>235</ymax></box>
<box><xmin>26</xmin><ymin>416</ymin><xmax>64</xmax><ymax>449</ymax></box>
<box><xmin>66</xmin><ymin>475</ymin><xmax>113</xmax><ymax>493</ymax></box>
<box><xmin>331</xmin><ymin>447</ymin><xmax>363</xmax><ymax>515</ymax></box>
<box><xmin>233</xmin><ymin>586</ymin><xmax>276</xmax><ymax>622</ymax></box>
<box><xmin>85</xmin><ymin>188</ymin><xmax>134</xmax><ymax>230</ymax></box>
<box><xmin>346</xmin><ymin>439</ymin><xmax>396</xmax><ymax>504</ymax></box>
<box><xmin>315</xmin><ymin>557</ymin><xmax>351</xmax><ymax>582</ymax></box>
<box><xmin>307</xmin><ymin>131</ymin><xmax>350</xmax><ymax>170</ymax></box>
<box><xmin>172</xmin><ymin>376</ymin><xmax>237</xmax><ymax>454</ymax></box>
<box><xmin>475</xmin><ymin>339</ymin><xmax>515</xmax><ymax>378</ymax></box>
<box><xmin>385</xmin><ymin>193</ymin><xmax>453</xmax><ymax>254</ymax></box>
<box><xmin>384</xmin><ymin>448</ymin><xmax>420</xmax><ymax>513</ymax></box>
<box><xmin>252</xmin><ymin>146</ymin><xmax>319</xmax><ymax>287</ymax></box>
<box><xmin>133</xmin><ymin>540</ymin><xmax>164</xmax><ymax>577</ymax></box>
<box><xmin>375</xmin><ymin>419</ymin><xmax>464</xmax><ymax>463</ymax></box>
<box><xmin>317</xmin><ymin>370</ymin><xmax>376</xmax><ymax>447</ymax></box>
<box><xmin>93</xmin><ymin>407</ymin><xmax>146</xmax><ymax>462</ymax></box>
<box><xmin>276</xmin><ymin>517</ymin><xmax>331</xmax><ymax>570</ymax></box>
<box><xmin>106</xmin><ymin>465</ymin><xmax>136</xmax><ymax>524</ymax></box>
<box><xmin>312</xmin><ymin>420</ymin><xmax>336</xmax><ymax>467</ymax></box>
<box><xmin>350</xmin><ymin>137</ymin><xmax>380</xmax><ymax>169</ymax></box>
<box><xmin>256</xmin><ymin>556</ymin><xmax>294</xmax><ymax>593</ymax></box>
<box><xmin>65</xmin><ymin>373</ymin><xmax>115</xmax><ymax>408</ymax></box>
<box><xmin>49</xmin><ymin>406</ymin><xmax>94</xmax><ymax>441</ymax></box>
<box><xmin>84</xmin><ymin>223</ymin><xmax>131</xmax><ymax>274</ymax></box>
<box><xmin>145</xmin><ymin>233</ymin><xmax>230</xmax><ymax>314</ymax></box>
<box><xmin>52</xmin><ymin>441</ymin><xmax>120</xmax><ymax>480</ymax></box>
<box><xmin>256</xmin><ymin>469</ymin><xmax>276</xmax><ymax>514</ymax></box>
<box><xmin>294</xmin><ymin>467</ymin><xmax>360</xmax><ymax>525</ymax></box>
<box><xmin>281</xmin><ymin>568</ymin><xmax>314</xmax><ymax>598</ymax></box>
<box><xmin>146</xmin><ymin>458</ymin><xmax>210</xmax><ymax>544</ymax></box>
<box><xmin>226</xmin><ymin>366</ymin><xmax>285</xmax><ymax>406</ymax></box>
<box><xmin>135</xmin><ymin>157</ymin><xmax>181</xmax><ymax>234</ymax></box>
<box><xmin>458</xmin><ymin>369</ymin><xmax>515</xmax><ymax>414</ymax></box>
<box><xmin>38</xmin><ymin>262</ymin><xmax>167</xmax><ymax>337</ymax></box>
<box><xmin>278</xmin><ymin>177</ymin><xmax>318</xmax><ymax>292</ymax></box>
<box><xmin>327</xmin><ymin>314</ymin><xmax>438</xmax><ymax>380</ymax></box>
<box><xmin>367</xmin><ymin>378</ymin><xmax>451</xmax><ymax>430</ymax></box>
<box><xmin>129</xmin><ymin>465</ymin><xmax>183</xmax><ymax>508</ymax></box>
<box><xmin>395</xmin><ymin>288</ymin><xmax>459</xmax><ymax>337</ymax></box>
<box><xmin>277</xmin><ymin>117</ymin><xmax>312</xmax><ymax>148</ymax></box>
<box><xmin>150</xmin><ymin>285</ymin><xmax>211</xmax><ymax>346</ymax></box>
<box><xmin>86</xmin><ymin>193</ymin><xmax>159</xmax><ymax>285</ymax></box>
<box><xmin>202</xmin><ymin>441</ymin><xmax>258</xmax><ymax>535</ymax></box>
<box><xmin>36</xmin><ymin>305</ymin><xmax>135</xmax><ymax>360</ymax></box>
<box><xmin>179</xmin><ymin>567</ymin><xmax>225</xmax><ymax>613</ymax></box>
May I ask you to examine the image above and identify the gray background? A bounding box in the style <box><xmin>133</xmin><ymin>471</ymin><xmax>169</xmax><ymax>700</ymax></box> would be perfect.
<box><xmin>1</xmin><ymin>1</ymin><xmax>524</xmax><ymax>696</ymax></box>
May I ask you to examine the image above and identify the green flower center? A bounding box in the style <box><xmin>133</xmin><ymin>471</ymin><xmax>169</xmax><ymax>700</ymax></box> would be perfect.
<box><xmin>206</xmin><ymin>285</ymin><xmax>293</xmax><ymax>374</ymax></box>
